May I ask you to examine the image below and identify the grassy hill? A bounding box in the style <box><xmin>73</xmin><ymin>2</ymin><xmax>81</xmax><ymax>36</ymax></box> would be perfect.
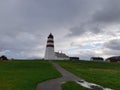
<box><xmin>1</xmin><ymin>60</ymin><xmax>119</xmax><ymax>90</ymax></box>
<box><xmin>56</xmin><ymin>60</ymin><xmax>120</xmax><ymax>90</ymax></box>
<box><xmin>0</xmin><ymin>60</ymin><xmax>61</xmax><ymax>90</ymax></box>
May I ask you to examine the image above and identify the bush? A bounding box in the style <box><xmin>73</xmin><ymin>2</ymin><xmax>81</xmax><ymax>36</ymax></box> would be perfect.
<box><xmin>0</xmin><ymin>55</ymin><xmax>8</xmax><ymax>61</ymax></box>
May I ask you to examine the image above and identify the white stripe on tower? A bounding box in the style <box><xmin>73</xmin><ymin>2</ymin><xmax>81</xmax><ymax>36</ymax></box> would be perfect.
<box><xmin>44</xmin><ymin>33</ymin><xmax>56</xmax><ymax>60</ymax></box>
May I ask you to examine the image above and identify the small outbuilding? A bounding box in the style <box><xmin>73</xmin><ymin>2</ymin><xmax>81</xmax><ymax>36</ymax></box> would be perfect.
<box><xmin>90</xmin><ymin>57</ymin><xmax>104</xmax><ymax>62</ymax></box>
<box><xmin>70</xmin><ymin>57</ymin><xmax>79</xmax><ymax>60</ymax></box>
<box><xmin>106</xmin><ymin>56</ymin><xmax>120</xmax><ymax>62</ymax></box>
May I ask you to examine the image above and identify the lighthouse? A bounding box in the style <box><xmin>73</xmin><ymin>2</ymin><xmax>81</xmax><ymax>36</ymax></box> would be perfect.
<box><xmin>44</xmin><ymin>33</ymin><xmax>56</xmax><ymax>60</ymax></box>
<box><xmin>44</xmin><ymin>33</ymin><xmax>70</xmax><ymax>60</ymax></box>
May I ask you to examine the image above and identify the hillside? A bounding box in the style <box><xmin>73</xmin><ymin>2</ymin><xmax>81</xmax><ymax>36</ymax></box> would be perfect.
<box><xmin>56</xmin><ymin>60</ymin><xmax>120</xmax><ymax>90</ymax></box>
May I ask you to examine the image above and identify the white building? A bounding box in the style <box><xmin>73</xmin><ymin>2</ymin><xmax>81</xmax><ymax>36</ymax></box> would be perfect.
<box><xmin>55</xmin><ymin>52</ymin><xmax>69</xmax><ymax>60</ymax></box>
<box><xmin>44</xmin><ymin>33</ymin><xmax>69</xmax><ymax>60</ymax></box>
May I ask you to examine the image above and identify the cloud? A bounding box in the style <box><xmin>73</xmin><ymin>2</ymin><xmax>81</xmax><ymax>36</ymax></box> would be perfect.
<box><xmin>92</xmin><ymin>0</ymin><xmax>120</xmax><ymax>23</ymax></box>
<box><xmin>0</xmin><ymin>0</ymin><xmax>120</xmax><ymax>59</ymax></box>
<box><xmin>104</xmin><ymin>39</ymin><xmax>120</xmax><ymax>50</ymax></box>
<box><xmin>67</xmin><ymin>23</ymin><xmax>104</xmax><ymax>37</ymax></box>
<box><xmin>102</xmin><ymin>48</ymin><xmax>120</xmax><ymax>58</ymax></box>
<box><xmin>67</xmin><ymin>24</ymin><xmax>87</xmax><ymax>36</ymax></box>
<box><xmin>0</xmin><ymin>32</ymin><xmax>44</xmax><ymax>59</ymax></box>
<box><xmin>67</xmin><ymin>0</ymin><xmax>120</xmax><ymax>37</ymax></box>
<box><xmin>67</xmin><ymin>48</ymin><xmax>98</xmax><ymax>60</ymax></box>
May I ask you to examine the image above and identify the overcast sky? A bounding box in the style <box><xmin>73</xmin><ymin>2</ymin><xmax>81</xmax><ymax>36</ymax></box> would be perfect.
<box><xmin>0</xmin><ymin>0</ymin><xmax>120</xmax><ymax>60</ymax></box>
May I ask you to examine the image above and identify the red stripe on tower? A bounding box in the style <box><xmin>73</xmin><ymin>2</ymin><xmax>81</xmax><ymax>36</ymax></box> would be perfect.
<box><xmin>46</xmin><ymin>33</ymin><xmax>54</xmax><ymax>47</ymax></box>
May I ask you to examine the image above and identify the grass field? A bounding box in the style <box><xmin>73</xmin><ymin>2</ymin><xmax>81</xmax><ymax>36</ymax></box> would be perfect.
<box><xmin>0</xmin><ymin>60</ymin><xmax>61</xmax><ymax>90</ymax></box>
<box><xmin>56</xmin><ymin>60</ymin><xmax>120</xmax><ymax>90</ymax></box>
<box><xmin>62</xmin><ymin>81</ymin><xmax>89</xmax><ymax>90</ymax></box>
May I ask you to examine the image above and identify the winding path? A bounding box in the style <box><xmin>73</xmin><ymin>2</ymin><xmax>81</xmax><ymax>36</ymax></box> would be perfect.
<box><xmin>36</xmin><ymin>61</ymin><xmax>112</xmax><ymax>90</ymax></box>
<box><xmin>36</xmin><ymin>61</ymin><xmax>82</xmax><ymax>90</ymax></box>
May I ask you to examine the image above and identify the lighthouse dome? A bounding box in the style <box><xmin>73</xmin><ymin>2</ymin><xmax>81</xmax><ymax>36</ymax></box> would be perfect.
<box><xmin>48</xmin><ymin>33</ymin><xmax>53</xmax><ymax>38</ymax></box>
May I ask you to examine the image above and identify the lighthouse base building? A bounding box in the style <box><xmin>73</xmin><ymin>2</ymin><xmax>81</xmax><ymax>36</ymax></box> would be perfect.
<box><xmin>44</xmin><ymin>33</ymin><xmax>69</xmax><ymax>60</ymax></box>
<box><xmin>55</xmin><ymin>52</ymin><xmax>69</xmax><ymax>60</ymax></box>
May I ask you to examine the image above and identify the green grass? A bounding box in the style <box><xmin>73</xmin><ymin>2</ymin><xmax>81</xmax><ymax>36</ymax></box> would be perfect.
<box><xmin>0</xmin><ymin>60</ymin><xmax>61</xmax><ymax>90</ymax></box>
<box><xmin>62</xmin><ymin>81</ymin><xmax>89</xmax><ymax>90</ymax></box>
<box><xmin>56</xmin><ymin>60</ymin><xmax>120</xmax><ymax>90</ymax></box>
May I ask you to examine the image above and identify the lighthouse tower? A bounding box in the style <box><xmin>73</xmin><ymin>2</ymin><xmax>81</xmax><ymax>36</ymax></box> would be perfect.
<box><xmin>44</xmin><ymin>33</ymin><xmax>56</xmax><ymax>60</ymax></box>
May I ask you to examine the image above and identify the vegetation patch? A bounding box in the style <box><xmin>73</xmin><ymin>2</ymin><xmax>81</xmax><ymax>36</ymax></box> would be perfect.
<box><xmin>62</xmin><ymin>81</ymin><xmax>89</xmax><ymax>90</ymax></box>
<box><xmin>0</xmin><ymin>60</ymin><xmax>61</xmax><ymax>90</ymax></box>
<box><xmin>56</xmin><ymin>60</ymin><xmax>120</xmax><ymax>90</ymax></box>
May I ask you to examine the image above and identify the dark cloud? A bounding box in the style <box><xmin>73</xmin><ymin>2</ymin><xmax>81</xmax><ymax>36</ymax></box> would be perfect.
<box><xmin>104</xmin><ymin>39</ymin><xmax>120</xmax><ymax>50</ymax></box>
<box><xmin>67</xmin><ymin>24</ymin><xmax>87</xmax><ymax>36</ymax></box>
<box><xmin>67</xmin><ymin>0</ymin><xmax>120</xmax><ymax>37</ymax></box>
<box><xmin>103</xmin><ymin>49</ymin><xmax>120</xmax><ymax>57</ymax></box>
<box><xmin>101</xmin><ymin>39</ymin><xmax>120</xmax><ymax>58</ymax></box>
<box><xmin>92</xmin><ymin>0</ymin><xmax>120</xmax><ymax>23</ymax></box>
<box><xmin>67</xmin><ymin>23</ymin><xmax>103</xmax><ymax>37</ymax></box>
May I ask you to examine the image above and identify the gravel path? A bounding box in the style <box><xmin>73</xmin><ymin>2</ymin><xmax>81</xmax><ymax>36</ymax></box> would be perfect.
<box><xmin>36</xmin><ymin>61</ymin><xmax>82</xmax><ymax>90</ymax></box>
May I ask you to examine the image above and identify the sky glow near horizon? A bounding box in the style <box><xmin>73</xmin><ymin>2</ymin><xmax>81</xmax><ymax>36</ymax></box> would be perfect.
<box><xmin>0</xmin><ymin>0</ymin><xmax>120</xmax><ymax>60</ymax></box>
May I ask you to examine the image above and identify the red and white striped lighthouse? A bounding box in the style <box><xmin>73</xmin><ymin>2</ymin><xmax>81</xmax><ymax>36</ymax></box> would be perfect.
<box><xmin>44</xmin><ymin>33</ymin><xmax>56</xmax><ymax>60</ymax></box>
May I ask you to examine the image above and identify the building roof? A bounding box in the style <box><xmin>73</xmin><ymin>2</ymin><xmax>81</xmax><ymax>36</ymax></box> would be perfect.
<box><xmin>90</xmin><ymin>57</ymin><xmax>104</xmax><ymax>61</ymax></box>
<box><xmin>70</xmin><ymin>57</ymin><xmax>79</xmax><ymax>60</ymax></box>
<box><xmin>55</xmin><ymin>52</ymin><xmax>69</xmax><ymax>58</ymax></box>
<box><xmin>106</xmin><ymin>56</ymin><xmax>120</xmax><ymax>62</ymax></box>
